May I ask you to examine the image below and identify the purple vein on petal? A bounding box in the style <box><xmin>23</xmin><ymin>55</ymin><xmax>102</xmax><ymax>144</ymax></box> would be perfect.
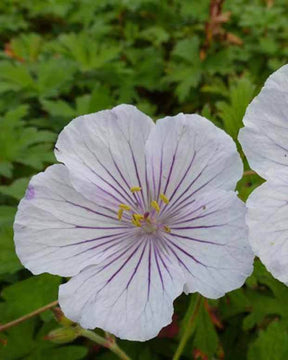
<box><xmin>165</xmin><ymin>199</ymin><xmax>208</xmax><ymax>222</ymax></box>
<box><xmin>164</xmin><ymin>166</ymin><xmax>225</xmax><ymax>217</ymax></box>
<box><xmin>164</xmin><ymin>167</ymin><xmax>204</xmax><ymax>214</ymax></box>
<box><xmin>159</xmin><ymin>152</ymin><xmax>197</xmax><ymax>216</ymax></box>
<box><xmin>171</xmin><ymin>224</ymin><xmax>224</xmax><ymax>230</ymax></box>
<box><xmin>147</xmin><ymin>240</ymin><xmax>152</xmax><ymax>301</ymax></box>
<box><xmin>170</xmin><ymin>209</ymin><xmax>220</xmax><ymax>225</ymax></box>
<box><xmin>156</xmin><ymin>144</ymin><xmax>164</xmax><ymax>200</ymax></box>
<box><xmin>60</xmin><ymin>232</ymin><xmax>129</xmax><ymax>247</ymax></box>
<box><xmin>65</xmin><ymin>200</ymin><xmax>118</xmax><ymax>221</ymax></box>
<box><xmin>144</xmin><ymin>154</ymin><xmax>151</xmax><ymax>206</ymax></box>
<box><xmin>104</xmin><ymin>241</ymin><xmax>144</xmax><ymax>288</ymax></box>
<box><xmin>154</xmin><ymin>244</ymin><xmax>165</xmax><ymax>290</ymax></box>
<box><xmin>166</xmin><ymin>144</ymin><xmax>218</xmax><ymax>211</ymax></box>
<box><xmin>163</xmin><ymin>236</ymin><xmax>207</xmax><ymax>266</ymax></box>
<box><xmin>78</xmin><ymin>131</ymin><xmax>137</xmax><ymax>206</ymax></box>
<box><xmin>108</xmin><ymin>145</ymin><xmax>144</xmax><ymax>210</ymax></box>
<box><xmin>168</xmin><ymin>233</ymin><xmax>223</xmax><ymax>245</ymax></box>
<box><xmin>126</xmin><ymin>241</ymin><xmax>148</xmax><ymax>289</ymax></box>
<box><xmin>161</xmin><ymin>141</ymin><xmax>179</xmax><ymax>197</ymax></box>
<box><xmin>157</xmin><ymin>245</ymin><xmax>173</xmax><ymax>281</ymax></box>
<box><xmin>75</xmin><ymin>225</ymin><xmax>131</xmax><ymax>230</ymax></box>
<box><xmin>51</xmin><ymin>176</ymin><xmax>123</xmax><ymax>211</ymax></box>
<box><xmin>60</xmin><ymin>236</ymin><xmax>127</xmax><ymax>261</ymax></box>
<box><xmin>97</xmin><ymin>238</ymin><xmax>142</xmax><ymax>275</ymax></box>
<box><xmin>163</xmin><ymin>198</ymin><xmax>197</xmax><ymax>220</ymax></box>
<box><xmin>80</xmin><ymin>236</ymin><xmax>129</xmax><ymax>258</ymax></box>
<box><xmin>110</xmin><ymin>114</ymin><xmax>146</xmax><ymax>207</ymax></box>
<box><xmin>62</xmin><ymin>144</ymin><xmax>133</xmax><ymax>207</ymax></box>
<box><xmin>88</xmin><ymin>156</ymin><xmax>136</xmax><ymax>207</ymax></box>
<box><xmin>164</xmin><ymin>241</ymin><xmax>194</xmax><ymax>275</ymax></box>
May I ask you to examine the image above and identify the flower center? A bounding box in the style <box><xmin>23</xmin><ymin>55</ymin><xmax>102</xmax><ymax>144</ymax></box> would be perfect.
<box><xmin>117</xmin><ymin>188</ymin><xmax>171</xmax><ymax>234</ymax></box>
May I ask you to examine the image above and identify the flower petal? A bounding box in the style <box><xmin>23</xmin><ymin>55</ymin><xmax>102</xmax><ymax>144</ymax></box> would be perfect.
<box><xmin>239</xmin><ymin>65</ymin><xmax>288</xmax><ymax>182</ymax></box>
<box><xmin>14</xmin><ymin>164</ymin><xmax>133</xmax><ymax>277</ymax></box>
<box><xmin>59</xmin><ymin>235</ymin><xmax>185</xmax><ymax>341</ymax></box>
<box><xmin>246</xmin><ymin>181</ymin><xmax>288</xmax><ymax>284</ymax></box>
<box><xmin>163</xmin><ymin>190</ymin><xmax>254</xmax><ymax>298</ymax></box>
<box><xmin>55</xmin><ymin>104</ymin><xmax>154</xmax><ymax>209</ymax></box>
<box><xmin>145</xmin><ymin>114</ymin><xmax>242</xmax><ymax>210</ymax></box>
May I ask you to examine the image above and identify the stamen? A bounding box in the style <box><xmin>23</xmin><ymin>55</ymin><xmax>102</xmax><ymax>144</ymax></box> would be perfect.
<box><xmin>130</xmin><ymin>186</ymin><xmax>142</xmax><ymax>193</ymax></box>
<box><xmin>133</xmin><ymin>213</ymin><xmax>144</xmax><ymax>221</ymax></box>
<box><xmin>119</xmin><ymin>204</ymin><xmax>131</xmax><ymax>210</ymax></box>
<box><xmin>160</xmin><ymin>193</ymin><xmax>169</xmax><ymax>204</ymax></box>
<box><xmin>132</xmin><ymin>215</ymin><xmax>141</xmax><ymax>227</ymax></box>
<box><xmin>163</xmin><ymin>225</ymin><xmax>171</xmax><ymax>233</ymax></box>
<box><xmin>151</xmin><ymin>200</ymin><xmax>160</xmax><ymax>213</ymax></box>
<box><xmin>118</xmin><ymin>208</ymin><xmax>124</xmax><ymax>221</ymax></box>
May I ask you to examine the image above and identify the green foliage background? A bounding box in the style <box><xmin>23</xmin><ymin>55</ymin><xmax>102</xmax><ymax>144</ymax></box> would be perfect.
<box><xmin>0</xmin><ymin>0</ymin><xmax>287</xmax><ymax>359</ymax></box>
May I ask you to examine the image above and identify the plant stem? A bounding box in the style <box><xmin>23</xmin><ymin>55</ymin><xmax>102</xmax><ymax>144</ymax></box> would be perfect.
<box><xmin>172</xmin><ymin>294</ymin><xmax>202</xmax><ymax>360</ymax></box>
<box><xmin>0</xmin><ymin>300</ymin><xmax>58</xmax><ymax>332</ymax></box>
<box><xmin>80</xmin><ymin>328</ymin><xmax>132</xmax><ymax>360</ymax></box>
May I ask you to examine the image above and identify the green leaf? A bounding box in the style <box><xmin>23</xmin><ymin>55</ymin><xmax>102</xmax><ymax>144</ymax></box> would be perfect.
<box><xmin>0</xmin><ymin>225</ymin><xmax>22</xmax><ymax>275</ymax></box>
<box><xmin>140</xmin><ymin>26</ymin><xmax>170</xmax><ymax>46</ymax></box>
<box><xmin>10</xmin><ymin>33</ymin><xmax>44</xmax><ymax>62</ymax></box>
<box><xmin>27</xmin><ymin>345</ymin><xmax>88</xmax><ymax>360</ymax></box>
<box><xmin>0</xmin><ymin>107</ymin><xmax>56</xmax><ymax>170</ymax></box>
<box><xmin>55</xmin><ymin>33</ymin><xmax>120</xmax><ymax>72</ymax></box>
<box><xmin>216</xmin><ymin>78</ymin><xmax>256</xmax><ymax>140</ymax></box>
<box><xmin>0</xmin><ymin>161</ymin><xmax>13</xmax><ymax>178</ymax></box>
<box><xmin>165</xmin><ymin>65</ymin><xmax>201</xmax><ymax>102</ymax></box>
<box><xmin>0</xmin><ymin>206</ymin><xmax>16</xmax><ymax>226</ymax></box>
<box><xmin>248</xmin><ymin>321</ymin><xmax>288</xmax><ymax>360</ymax></box>
<box><xmin>41</xmin><ymin>99</ymin><xmax>75</xmax><ymax>119</ymax></box>
<box><xmin>0</xmin><ymin>178</ymin><xmax>30</xmax><ymax>200</ymax></box>
<box><xmin>180</xmin><ymin>0</ymin><xmax>210</xmax><ymax>21</ymax></box>
<box><xmin>1</xmin><ymin>274</ymin><xmax>61</xmax><ymax>321</ymax></box>
<box><xmin>172</xmin><ymin>38</ymin><xmax>200</xmax><ymax>63</ymax></box>
<box><xmin>87</xmin><ymin>85</ymin><xmax>113</xmax><ymax>113</ymax></box>
<box><xmin>243</xmin><ymin>261</ymin><xmax>288</xmax><ymax>330</ymax></box>
<box><xmin>193</xmin><ymin>302</ymin><xmax>219</xmax><ymax>359</ymax></box>
<box><xmin>36</xmin><ymin>59</ymin><xmax>76</xmax><ymax>98</ymax></box>
<box><xmin>0</xmin><ymin>62</ymin><xmax>35</xmax><ymax>94</ymax></box>
<box><xmin>204</xmin><ymin>50</ymin><xmax>233</xmax><ymax>75</ymax></box>
<box><xmin>126</xmin><ymin>47</ymin><xmax>165</xmax><ymax>91</ymax></box>
<box><xmin>0</xmin><ymin>319</ymin><xmax>37</xmax><ymax>360</ymax></box>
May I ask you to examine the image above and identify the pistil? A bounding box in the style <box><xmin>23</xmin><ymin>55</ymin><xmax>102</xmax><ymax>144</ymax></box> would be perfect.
<box><xmin>116</xmin><ymin>189</ymin><xmax>171</xmax><ymax>234</ymax></box>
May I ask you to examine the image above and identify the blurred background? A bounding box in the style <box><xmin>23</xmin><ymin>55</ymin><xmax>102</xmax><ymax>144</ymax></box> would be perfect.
<box><xmin>0</xmin><ymin>0</ymin><xmax>288</xmax><ymax>359</ymax></box>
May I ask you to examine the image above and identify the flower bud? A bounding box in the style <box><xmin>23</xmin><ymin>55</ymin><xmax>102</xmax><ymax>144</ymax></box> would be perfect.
<box><xmin>45</xmin><ymin>326</ymin><xmax>80</xmax><ymax>344</ymax></box>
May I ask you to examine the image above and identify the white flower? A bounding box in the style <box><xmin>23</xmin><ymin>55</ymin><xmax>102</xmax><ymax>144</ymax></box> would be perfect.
<box><xmin>239</xmin><ymin>65</ymin><xmax>288</xmax><ymax>284</ymax></box>
<box><xmin>14</xmin><ymin>104</ymin><xmax>253</xmax><ymax>341</ymax></box>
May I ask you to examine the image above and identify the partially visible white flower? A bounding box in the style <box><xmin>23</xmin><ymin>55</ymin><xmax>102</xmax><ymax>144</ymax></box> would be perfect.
<box><xmin>14</xmin><ymin>104</ymin><xmax>253</xmax><ymax>341</ymax></box>
<box><xmin>239</xmin><ymin>65</ymin><xmax>288</xmax><ymax>284</ymax></box>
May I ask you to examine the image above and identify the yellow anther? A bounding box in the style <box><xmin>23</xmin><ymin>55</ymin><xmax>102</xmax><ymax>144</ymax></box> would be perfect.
<box><xmin>130</xmin><ymin>186</ymin><xmax>142</xmax><ymax>193</ymax></box>
<box><xmin>160</xmin><ymin>193</ymin><xmax>169</xmax><ymax>204</ymax></box>
<box><xmin>118</xmin><ymin>208</ymin><xmax>124</xmax><ymax>221</ymax></box>
<box><xmin>119</xmin><ymin>203</ymin><xmax>131</xmax><ymax>210</ymax></box>
<box><xmin>151</xmin><ymin>200</ymin><xmax>160</xmax><ymax>213</ymax></box>
<box><xmin>131</xmin><ymin>217</ymin><xmax>141</xmax><ymax>227</ymax></box>
<box><xmin>133</xmin><ymin>213</ymin><xmax>144</xmax><ymax>221</ymax></box>
<box><xmin>164</xmin><ymin>225</ymin><xmax>171</xmax><ymax>233</ymax></box>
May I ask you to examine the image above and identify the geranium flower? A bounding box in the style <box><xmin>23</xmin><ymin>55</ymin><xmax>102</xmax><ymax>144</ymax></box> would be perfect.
<box><xmin>14</xmin><ymin>105</ymin><xmax>253</xmax><ymax>341</ymax></box>
<box><xmin>239</xmin><ymin>65</ymin><xmax>288</xmax><ymax>284</ymax></box>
